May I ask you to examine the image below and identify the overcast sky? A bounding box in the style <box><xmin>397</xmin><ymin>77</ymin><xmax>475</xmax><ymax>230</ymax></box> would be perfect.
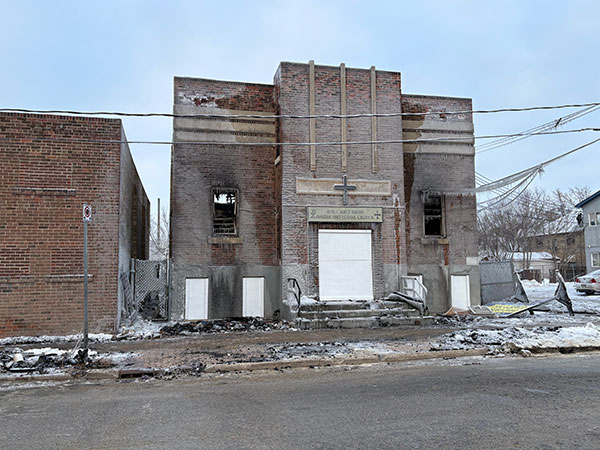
<box><xmin>1</xmin><ymin>1</ymin><xmax>599</xmax><ymax>219</ymax></box>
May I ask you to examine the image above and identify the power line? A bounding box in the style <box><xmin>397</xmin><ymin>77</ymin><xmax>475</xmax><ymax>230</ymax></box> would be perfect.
<box><xmin>2</xmin><ymin>101</ymin><xmax>600</xmax><ymax>120</ymax></box>
<box><xmin>474</xmin><ymin>138</ymin><xmax>600</xmax><ymax>212</ymax></box>
<box><xmin>476</xmin><ymin>105</ymin><xmax>600</xmax><ymax>154</ymax></box>
<box><xmin>455</xmin><ymin>137</ymin><xmax>600</xmax><ymax>198</ymax></box>
<box><xmin>1</xmin><ymin>127</ymin><xmax>598</xmax><ymax>147</ymax></box>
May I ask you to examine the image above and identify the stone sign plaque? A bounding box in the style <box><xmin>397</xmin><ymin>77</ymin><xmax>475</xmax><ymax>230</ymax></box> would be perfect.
<box><xmin>307</xmin><ymin>206</ymin><xmax>383</xmax><ymax>223</ymax></box>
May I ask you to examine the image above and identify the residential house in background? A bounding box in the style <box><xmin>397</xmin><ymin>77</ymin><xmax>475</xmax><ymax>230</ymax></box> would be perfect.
<box><xmin>511</xmin><ymin>251</ymin><xmax>558</xmax><ymax>282</ymax></box>
<box><xmin>0</xmin><ymin>112</ymin><xmax>149</xmax><ymax>337</ymax></box>
<box><xmin>170</xmin><ymin>61</ymin><xmax>480</xmax><ymax>322</ymax></box>
<box><xmin>527</xmin><ymin>211</ymin><xmax>586</xmax><ymax>280</ymax></box>
<box><xmin>576</xmin><ymin>190</ymin><xmax>600</xmax><ymax>273</ymax></box>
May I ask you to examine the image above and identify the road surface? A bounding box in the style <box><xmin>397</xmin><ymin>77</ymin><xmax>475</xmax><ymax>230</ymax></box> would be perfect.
<box><xmin>2</xmin><ymin>353</ymin><xmax>600</xmax><ymax>449</ymax></box>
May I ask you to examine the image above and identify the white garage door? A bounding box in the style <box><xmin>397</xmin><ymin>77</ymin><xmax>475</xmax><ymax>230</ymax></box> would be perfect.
<box><xmin>185</xmin><ymin>278</ymin><xmax>208</xmax><ymax>320</ymax></box>
<box><xmin>318</xmin><ymin>229</ymin><xmax>373</xmax><ymax>301</ymax></box>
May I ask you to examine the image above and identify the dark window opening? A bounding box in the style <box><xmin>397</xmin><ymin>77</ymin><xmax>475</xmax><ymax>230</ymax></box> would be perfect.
<box><xmin>213</xmin><ymin>188</ymin><xmax>237</xmax><ymax>235</ymax></box>
<box><xmin>424</xmin><ymin>194</ymin><xmax>444</xmax><ymax>237</ymax></box>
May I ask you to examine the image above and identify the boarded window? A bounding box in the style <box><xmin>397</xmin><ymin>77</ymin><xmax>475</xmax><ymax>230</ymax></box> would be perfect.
<box><xmin>213</xmin><ymin>188</ymin><xmax>237</xmax><ymax>235</ymax></box>
<box><xmin>424</xmin><ymin>194</ymin><xmax>444</xmax><ymax>237</ymax></box>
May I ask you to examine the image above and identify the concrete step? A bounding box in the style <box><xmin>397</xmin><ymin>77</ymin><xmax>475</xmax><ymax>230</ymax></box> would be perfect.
<box><xmin>299</xmin><ymin>301</ymin><xmax>371</xmax><ymax>312</ymax></box>
<box><xmin>296</xmin><ymin>316</ymin><xmax>435</xmax><ymax>330</ymax></box>
<box><xmin>297</xmin><ymin>307</ymin><xmax>419</xmax><ymax>320</ymax></box>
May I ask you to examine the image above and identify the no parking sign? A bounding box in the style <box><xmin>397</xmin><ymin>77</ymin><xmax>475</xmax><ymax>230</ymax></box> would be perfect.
<box><xmin>83</xmin><ymin>204</ymin><xmax>92</xmax><ymax>222</ymax></box>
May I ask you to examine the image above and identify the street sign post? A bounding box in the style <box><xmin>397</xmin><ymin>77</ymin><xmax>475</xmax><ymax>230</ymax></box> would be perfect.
<box><xmin>82</xmin><ymin>204</ymin><xmax>92</xmax><ymax>358</ymax></box>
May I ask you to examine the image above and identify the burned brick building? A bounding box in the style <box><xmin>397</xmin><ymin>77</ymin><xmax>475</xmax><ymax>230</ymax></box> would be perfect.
<box><xmin>170</xmin><ymin>61</ymin><xmax>480</xmax><ymax>321</ymax></box>
<box><xmin>0</xmin><ymin>112</ymin><xmax>149</xmax><ymax>337</ymax></box>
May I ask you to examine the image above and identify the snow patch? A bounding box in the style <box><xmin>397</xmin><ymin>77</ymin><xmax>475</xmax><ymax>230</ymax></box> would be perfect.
<box><xmin>434</xmin><ymin>323</ymin><xmax>600</xmax><ymax>352</ymax></box>
<box><xmin>0</xmin><ymin>333</ymin><xmax>113</xmax><ymax>346</ymax></box>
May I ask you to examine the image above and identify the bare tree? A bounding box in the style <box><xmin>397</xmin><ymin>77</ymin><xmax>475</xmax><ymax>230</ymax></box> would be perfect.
<box><xmin>150</xmin><ymin>204</ymin><xmax>169</xmax><ymax>260</ymax></box>
<box><xmin>478</xmin><ymin>186</ymin><xmax>592</xmax><ymax>275</ymax></box>
<box><xmin>478</xmin><ymin>188</ymin><xmax>550</xmax><ymax>264</ymax></box>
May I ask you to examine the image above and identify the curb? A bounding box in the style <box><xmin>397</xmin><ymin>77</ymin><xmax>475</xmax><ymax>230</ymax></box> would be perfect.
<box><xmin>0</xmin><ymin>369</ymin><xmax>120</xmax><ymax>383</ymax></box>
<box><xmin>0</xmin><ymin>349</ymin><xmax>489</xmax><ymax>382</ymax></box>
<box><xmin>204</xmin><ymin>348</ymin><xmax>489</xmax><ymax>373</ymax></box>
<box><xmin>0</xmin><ymin>373</ymin><xmax>72</xmax><ymax>383</ymax></box>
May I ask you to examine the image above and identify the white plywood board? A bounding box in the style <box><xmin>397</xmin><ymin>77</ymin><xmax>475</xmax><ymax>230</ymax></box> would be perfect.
<box><xmin>185</xmin><ymin>278</ymin><xmax>208</xmax><ymax>320</ymax></box>
<box><xmin>243</xmin><ymin>277</ymin><xmax>265</xmax><ymax>317</ymax></box>
<box><xmin>451</xmin><ymin>275</ymin><xmax>471</xmax><ymax>309</ymax></box>
<box><xmin>318</xmin><ymin>230</ymin><xmax>373</xmax><ymax>301</ymax></box>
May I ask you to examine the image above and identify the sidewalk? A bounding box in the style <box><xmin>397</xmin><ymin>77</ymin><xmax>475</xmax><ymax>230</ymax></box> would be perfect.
<box><xmin>4</xmin><ymin>314</ymin><xmax>600</xmax><ymax>383</ymax></box>
<box><xmin>1</xmin><ymin>325</ymin><xmax>483</xmax><ymax>382</ymax></box>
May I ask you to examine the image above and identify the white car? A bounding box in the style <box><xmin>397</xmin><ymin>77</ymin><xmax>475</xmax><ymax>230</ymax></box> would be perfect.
<box><xmin>575</xmin><ymin>270</ymin><xmax>600</xmax><ymax>295</ymax></box>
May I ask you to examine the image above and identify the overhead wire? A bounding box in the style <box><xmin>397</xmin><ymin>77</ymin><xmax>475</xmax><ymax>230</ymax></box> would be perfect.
<box><xmin>2</xmin><ymin>101</ymin><xmax>600</xmax><ymax>120</ymax></box>
<box><xmin>475</xmin><ymin>105</ymin><xmax>600</xmax><ymax>154</ymax></box>
<box><xmin>0</xmin><ymin>127</ymin><xmax>598</xmax><ymax>147</ymax></box>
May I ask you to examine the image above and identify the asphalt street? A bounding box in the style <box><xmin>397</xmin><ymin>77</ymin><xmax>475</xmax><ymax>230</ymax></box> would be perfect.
<box><xmin>2</xmin><ymin>353</ymin><xmax>600</xmax><ymax>449</ymax></box>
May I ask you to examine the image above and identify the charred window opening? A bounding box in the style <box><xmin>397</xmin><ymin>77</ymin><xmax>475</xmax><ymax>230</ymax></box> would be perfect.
<box><xmin>213</xmin><ymin>188</ymin><xmax>238</xmax><ymax>235</ymax></box>
<box><xmin>424</xmin><ymin>194</ymin><xmax>444</xmax><ymax>237</ymax></box>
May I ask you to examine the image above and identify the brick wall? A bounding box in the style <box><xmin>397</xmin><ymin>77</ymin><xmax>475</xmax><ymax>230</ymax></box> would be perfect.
<box><xmin>170</xmin><ymin>78</ymin><xmax>279</xmax><ymax>319</ymax></box>
<box><xmin>401</xmin><ymin>95</ymin><xmax>478</xmax><ymax>266</ymax></box>
<box><xmin>118</xmin><ymin>129</ymin><xmax>150</xmax><ymax>327</ymax></box>
<box><xmin>276</xmin><ymin>62</ymin><xmax>406</xmax><ymax>299</ymax></box>
<box><xmin>0</xmin><ymin>112</ymin><xmax>148</xmax><ymax>337</ymax></box>
<box><xmin>171</xmin><ymin>78</ymin><xmax>278</xmax><ymax>267</ymax></box>
<box><xmin>401</xmin><ymin>95</ymin><xmax>480</xmax><ymax>311</ymax></box>
<box><xmin>169</xmin><ymin>63</ymin><xmax>480</xmax><ymax>315</ymax></box>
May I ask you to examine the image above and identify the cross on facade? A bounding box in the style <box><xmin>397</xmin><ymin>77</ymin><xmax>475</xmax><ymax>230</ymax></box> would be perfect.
<box><xmin>334</xmin><ymin>174</ymin><xmax>357</xmax><ymax>206</ymax></box>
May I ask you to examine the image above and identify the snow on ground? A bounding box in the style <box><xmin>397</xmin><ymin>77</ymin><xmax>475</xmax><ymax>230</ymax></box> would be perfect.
<box><xmin>433</xmin><ymin>322</ymin><xmax>600</xmax><ymax>352</ymax></box>
<box><xmin>523</xmin><ymin>280</ymin><xmax>600</xmax><ymax>315</ymax></box>
<box><xmin>117</xmin><ymin>318</ymin><xmax>169</xmax><ymax>340</ymax></box>
<box><xmin>0</xmin><ymin>333</ymin><xmax>113</xmax><ymax>346</ymax></box>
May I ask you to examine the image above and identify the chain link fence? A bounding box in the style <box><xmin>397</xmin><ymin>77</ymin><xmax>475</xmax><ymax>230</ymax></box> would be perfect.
<box><xmin>133</xmin><ymin>259</ymin><xmax>169</xmax><ymax>320</ymax></box>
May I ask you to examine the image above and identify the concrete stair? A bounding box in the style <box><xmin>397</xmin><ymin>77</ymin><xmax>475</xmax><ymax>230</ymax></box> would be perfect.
<box><xmin>295</xmin><ymin>300</ymin><xmax>434</xmax><ymax>330</ymax></box>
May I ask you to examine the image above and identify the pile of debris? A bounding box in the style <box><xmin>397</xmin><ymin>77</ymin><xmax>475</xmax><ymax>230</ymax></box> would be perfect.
<box><xmin>160</xmin><ymin>317</ymin><xmax>298</xmax><ymax>336</ymax></box>
<box><xmin>0</xmin><ymin>347</ymin><xmax>90</xmax><ymax>374</ymax></box>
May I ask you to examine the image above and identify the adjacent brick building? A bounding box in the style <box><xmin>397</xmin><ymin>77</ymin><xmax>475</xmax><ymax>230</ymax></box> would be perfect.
<box><xmin>170</xmin><ymin>61</ymin><xmax>480</xmax><ymax>320</ymax></box>
<box><xmin>0</xmin><ymin>112</ymin><xmax>149</xmax><ymax>337</ymax></box>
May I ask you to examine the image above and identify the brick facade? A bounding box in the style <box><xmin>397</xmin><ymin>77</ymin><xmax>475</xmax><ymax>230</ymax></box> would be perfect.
<box><xmin>170</xmin><ymin>61</ymin><xmax>480</xmax><ymax>318</ymax></box>
<box><xmin>0</xmin><ymin>113</ymin><xmax>149</xmax><ymax>337</ymax></box>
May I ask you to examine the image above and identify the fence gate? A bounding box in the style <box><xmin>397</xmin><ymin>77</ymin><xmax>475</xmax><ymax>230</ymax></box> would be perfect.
<box><xmin>479</xmin><ymin>261</ymin><xmax>515</xmax><ymax>304</ymax></box>
<box><xmin>133</xmin><ymin>259</ymin><xmax>169</xmax><ymax>320</ymax></box>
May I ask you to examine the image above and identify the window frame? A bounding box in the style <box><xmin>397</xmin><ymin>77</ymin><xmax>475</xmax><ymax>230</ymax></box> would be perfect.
<box><xmin>212</xmin><ymin>187</ymin><xmax>239</xmax><ymax>236</ymax></box>
<box><xmin>423</xmin><ymin>193</ymin><xmax>445</xmax><ymax>238</ymax></box>
<box><xmin>589</xmin><ymin>212</ymin><xmax>599</xmax><ymax>227</ymax></box>
<box><xmin>592</xmin><ymin>252</ymin><xmax>600</xmax><ymax>268</ymax></box>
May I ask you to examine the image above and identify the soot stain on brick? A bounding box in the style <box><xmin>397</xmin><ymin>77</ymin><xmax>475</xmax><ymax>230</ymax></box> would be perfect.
<box><xmin>403</xmin><ymin>153</ymin><xmax>415</xmax><ymax>257</ymax></box>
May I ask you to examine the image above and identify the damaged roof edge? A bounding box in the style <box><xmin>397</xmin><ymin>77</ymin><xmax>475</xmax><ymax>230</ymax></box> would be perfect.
<box><xmin>173</xmin><ymin>76</ymin><xmax>274</xmax><ymax>88</ymax></box>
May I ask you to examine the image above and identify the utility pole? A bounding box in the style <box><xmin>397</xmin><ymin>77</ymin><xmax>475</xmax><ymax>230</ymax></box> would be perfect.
<box><xmin>157</xmin><ymin>198</ymin><xmax>161</xmax><ymax>242</ymax></box>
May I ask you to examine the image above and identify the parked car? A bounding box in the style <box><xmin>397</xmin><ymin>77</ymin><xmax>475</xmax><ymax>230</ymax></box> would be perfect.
<box><xmin>575</xmin><ymin>270</ymin><xmax>600</xmax><ymax>295</ymax></box>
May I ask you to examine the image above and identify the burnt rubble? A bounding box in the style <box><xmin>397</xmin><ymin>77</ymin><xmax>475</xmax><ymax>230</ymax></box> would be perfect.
<box><xmin>159</xmin><ymin>317</ymin><xmax>297</xmax><ymax>336</ymax></box>
<box><xmin>0</xmin><ymin>348</ymin><xmax>86</xmax><ymax>374</ymax></box>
